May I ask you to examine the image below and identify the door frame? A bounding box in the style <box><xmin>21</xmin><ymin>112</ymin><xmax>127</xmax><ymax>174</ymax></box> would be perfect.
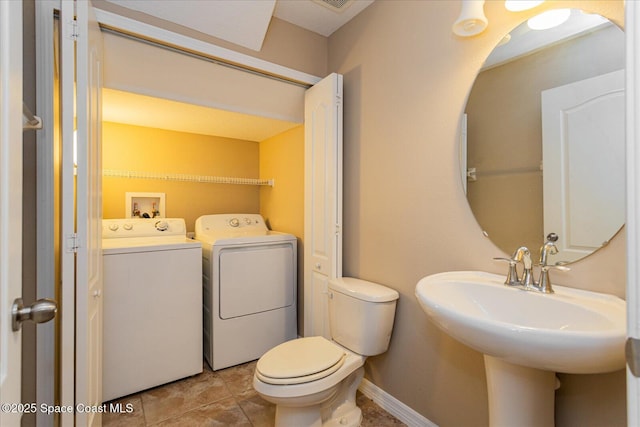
<box><xmin>626</xmin><ymin>1</ymin><xmax>640</xmax><ymax>424</ymax></box>
<box><xmin>93</xmin><ymin>7</ymin><xmax>321</xmax><ymax>87</ymax></box>
<box><xmin>0</xmin><ymin>1</ymin><xmax>24</xmax><ymax>425</ymax></box>
<box><xmin>34</xmin><ymin>2</ymin><xmax>58</xmax><ymax>426</ymax></box>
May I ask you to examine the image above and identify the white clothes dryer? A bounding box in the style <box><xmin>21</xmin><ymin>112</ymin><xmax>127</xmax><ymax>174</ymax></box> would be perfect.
<box><xmin>195</xmin><ymin>214</ymin><xmax>297</xmax><ymax>371</ymax></box>
<box><xmin>102</xmin><ymin>218</ymin><xmax>202</xmax><ymax>402</ymax></box>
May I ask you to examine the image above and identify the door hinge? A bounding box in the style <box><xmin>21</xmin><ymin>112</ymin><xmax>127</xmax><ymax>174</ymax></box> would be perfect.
<box><xmin>65</xmin><ymin>233</ymin><xmax>79</xmax><ymax>253</ymax></box>
<box><xmin>65</xmin><ymin>19</ymin><xmax>79</xmax><ymax>41</ymax></box>
<box><xmin>627</xmin><ymin>337</ymin><xmax>640</xmax><ymax>377</ymax></box>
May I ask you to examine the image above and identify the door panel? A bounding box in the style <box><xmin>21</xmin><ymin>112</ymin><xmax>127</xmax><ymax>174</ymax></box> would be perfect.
<box><xmin>0</xmin><ymin>1</ymin><xmax>24</xmax><ymax>425</ymax></box>
<box><xmin>75</xmin><ymin>1</ymin><xmax>104</xmax><ymax>425</ymax></box>
<box><xmin>304</xmin><ymin>73</ymin><xmax>343</xmax><ymax>337</ymax></box>
<box><xmin>60</xmin><ymin>1</ymin><xmax>104</xmax><ymax>425</ymax></box>
<box><xmin>541</xmin><ymin>70</ymin><xmax>624</xmax><ymax>263</ymax></box>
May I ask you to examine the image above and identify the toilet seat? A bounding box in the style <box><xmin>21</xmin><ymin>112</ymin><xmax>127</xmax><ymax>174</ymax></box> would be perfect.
<box><xmin>256</xmin><ymin>336</ymin><xmax>346</xmax><ymax>385</ymax></box>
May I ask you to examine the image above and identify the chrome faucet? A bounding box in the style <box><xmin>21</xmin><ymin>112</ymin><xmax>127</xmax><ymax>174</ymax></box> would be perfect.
<box><xmin>494</xmin><ymin>246</ymin><xmax>532</xmax><ymax>287</ymax></box>
<box><xmin>494</xmin><ymin>233</ymin><xmax>569</xmax><ymax>294</ymax></box>
<box><xmin>536</xmin><ymin>233</ymin><xmax>559</xmax><ymax>293</ymax></box>
<box><xmin>539</xmin><ymin>233</ymin><xmax>559</xmax><ymax>268</ymax></box>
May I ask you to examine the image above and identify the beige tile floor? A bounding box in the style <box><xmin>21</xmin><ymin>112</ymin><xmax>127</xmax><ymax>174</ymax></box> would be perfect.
<box><xmin>103</xmin><ymin>360</ymin><xmax>406</xmax><ymax>427</ymax></box>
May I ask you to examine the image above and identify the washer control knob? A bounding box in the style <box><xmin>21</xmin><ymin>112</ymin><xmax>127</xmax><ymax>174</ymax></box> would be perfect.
<box><xmin>123</xmin><ymin>223</ymin><xmax>133</xmax><ymax>231</ymax></box>
<box><xmin>155</xmin><ymin>220</ymin><xmax>169</xmax><ymax>231</ymax></box>
<box><xmin>108</xmin><ymin>224</ymin><xmax>119</xmax><ymax>231</ymax></box>
<box><xmin>229</xmin><ymin>218</ymin><xmax>240</xmax><ymax>227</ymax></box>
<box><xmin>244</xmin><ymin>217</ymin><xmax>252</xmax><ymax>225</ymax></box>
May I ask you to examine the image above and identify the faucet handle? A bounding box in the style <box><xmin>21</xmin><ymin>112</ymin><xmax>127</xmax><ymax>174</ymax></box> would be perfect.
<box><xmin>540</xmin><ymin>264</ymin><xmax>570</xmax><ymax>273</ymax></box>
<box><xmin>546</xmin><ymin>232</ymin><xmax>559</xmax><ymax>243</ymax></box>
<box><xmin>536</xmin><ymin>263</ymin><xmax>570</xmax><ymax>294</ymax></box>
<box><xmin>493</xmin><ymin>257</ymin><xmax>520</xmax><ymax>286</ymax></box>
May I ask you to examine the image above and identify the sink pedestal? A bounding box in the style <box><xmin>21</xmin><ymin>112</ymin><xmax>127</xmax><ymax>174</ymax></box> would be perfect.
<box><xmin>484</xmin><ymin>356</ymin><xmax>556</xmax><ymax>427</ymax></box>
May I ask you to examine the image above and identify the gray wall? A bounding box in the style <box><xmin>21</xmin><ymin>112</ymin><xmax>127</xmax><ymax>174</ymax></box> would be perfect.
<box><xmin>328</xmin><ymin>1</ymin><xmax>626</xmax><ymax>426</ymax></box>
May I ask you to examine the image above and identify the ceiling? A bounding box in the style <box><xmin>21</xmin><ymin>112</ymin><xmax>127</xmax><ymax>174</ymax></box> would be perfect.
<box><xmin>483</xmin><ymin>9</ymin><xmax>611</xmax><ymax>70</ymax></box>
<box><xmin>101</xmin><ymin>0</ymin><xmax>373</xmax><ymax>141</ymax></box>
<box><xmin>274</xmin><ymin>0</ymin><xmax>374</xmax><ymax>38</ymax></box>
<box><xmin>102</xmin><ymin>89</ymin><xmax>301</xmax><ymax>142</ymax></box>
<box><xmin>103</xmin><ymin>0</ymin><xmax>374</xmax><ymax>50</ymax></box>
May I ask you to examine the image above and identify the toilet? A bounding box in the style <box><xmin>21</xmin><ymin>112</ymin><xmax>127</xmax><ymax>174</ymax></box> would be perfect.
<box><xmin>253</xmin><ymin>277</ymin><xmax>399</xmax><ymax>427</ymax></box>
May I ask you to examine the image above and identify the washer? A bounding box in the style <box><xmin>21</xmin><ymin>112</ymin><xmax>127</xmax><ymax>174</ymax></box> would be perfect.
<box><xmin>102</xmin><ymin>218</ymin><xmax>202</xmax><ymax>402</ymax></box>
<box><xmin>195</xmin><ymin>214</ymin><xmax>297</xmax><ymax>371</ymax></box>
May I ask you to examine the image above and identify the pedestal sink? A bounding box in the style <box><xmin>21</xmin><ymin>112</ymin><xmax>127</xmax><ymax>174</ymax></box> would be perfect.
<box><xmin>415</xmin><ymin>271</ymin><xmax>626</xmax><ymax>427</ymax></box>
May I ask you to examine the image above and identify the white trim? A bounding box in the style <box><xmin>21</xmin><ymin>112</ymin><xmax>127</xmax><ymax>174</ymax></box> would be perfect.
<box><xmin>59</xmin><ymin>1</ymin><xmax>76</xmax><ymax>425</ymax></box>
<box><xmin>93</xmin><ymin>8</ymin><xmax>322</xmax><ymax>87</ymax></box>
<box><xmin>359</xmin><ymin>378</ymin><xmax>438</xmax><ymax>427</ymax></box>
<box><xmin>626</xmin><ymin>1</ymin><xmax>640</xmax><ymax>424</ymax></box>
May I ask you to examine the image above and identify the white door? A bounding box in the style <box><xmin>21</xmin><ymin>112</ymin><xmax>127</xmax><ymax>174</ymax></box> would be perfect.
<box><xmin>0</xmin><ymin>2</ymin><xmax>24</xmax><ymax>426</ymax></box>
<box><xmin>626</xmin><ymin>1</ymin><xmax>640</xmax><ymax>423</ymax></box>
<box><xmin>60</xmin><ymin>1</ymin><xmax>104</xmax><ymax>425</ymax></box>
<box><xmin>304</xmin><ymin>73</ymin><xmax>343</xmax><ymax>338</ymax></box>
<box><xmin>75</xmin><ymin>0</ymin><xmax>104</xmax><ymax>424</ymax></box>
<box><xmin>541</xmin><ymin>70</ymin><xmax>625</xmax><ymax>263</ymax></box>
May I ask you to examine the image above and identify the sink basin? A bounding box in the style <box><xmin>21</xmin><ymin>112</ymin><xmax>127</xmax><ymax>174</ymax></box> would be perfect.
<box><xmin>415</xmin><ymin>271</ymin><xmax>626</xmax><ymax>426</ymax></box>
<box><xmin>415</xmin><ymin>271</ymin><xmax>626</xmax><ymax>373</ymax></box>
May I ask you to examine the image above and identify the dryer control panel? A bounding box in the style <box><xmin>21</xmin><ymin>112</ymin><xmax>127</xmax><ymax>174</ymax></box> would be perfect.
<box><xmin>195</xmin><ymin>214</ymin><xmax>267</xmax><ymax>235</ymax></box>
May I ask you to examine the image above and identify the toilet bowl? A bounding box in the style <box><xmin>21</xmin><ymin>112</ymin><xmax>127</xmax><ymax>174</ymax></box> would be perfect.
<box><xmin>253</xmin><ymin>277</ymin><xmax>399</xmax><ymax>427</ymax></box>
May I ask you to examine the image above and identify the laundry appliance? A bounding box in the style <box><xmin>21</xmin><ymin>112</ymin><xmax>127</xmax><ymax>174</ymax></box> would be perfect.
<box><xmin>102</xmin><ymin>218</ymin><xmax>202</xmax><ymax>402</ymax></box>
<box><xmin>195</xmin><ymin>214</ymin><xmax>297</xmax><ymax>370</ymax></box>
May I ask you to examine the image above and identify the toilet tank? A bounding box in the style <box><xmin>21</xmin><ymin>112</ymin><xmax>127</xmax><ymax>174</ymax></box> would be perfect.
<box><xmin>328</xmin><ymin>277</ymin><xmax>399</xmax><ymax>356</ymax></box>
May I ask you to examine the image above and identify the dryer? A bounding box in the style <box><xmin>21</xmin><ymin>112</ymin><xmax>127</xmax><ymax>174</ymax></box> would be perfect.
<box><xmin>195</xmin><ymin>214</ymin><xmax>297</xmax><ymax>370</ymax></box>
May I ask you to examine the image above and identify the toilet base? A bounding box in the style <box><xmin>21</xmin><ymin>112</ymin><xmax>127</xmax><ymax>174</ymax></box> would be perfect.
<box><xmin>266</xmin><ymin>367</ymin><xmax>365</xmax><ymax>427</ymax></box>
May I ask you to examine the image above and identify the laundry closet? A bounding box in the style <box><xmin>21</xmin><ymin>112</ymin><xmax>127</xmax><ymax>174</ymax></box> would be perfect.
<box><xmin>100</xmin><ymin>29</ymin><xmax>308</xmax><ymax>237</ymax></box>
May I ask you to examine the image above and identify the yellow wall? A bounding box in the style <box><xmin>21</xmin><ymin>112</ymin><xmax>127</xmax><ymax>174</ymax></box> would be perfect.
<box><xmin>259</xmin><ymin>125</ymin><xmax>304</xmax><ymax>237</ymax></box>
<box><xmin>102</xmin><ymin>122</ymin><xmax>260</xmax><ymax>231</ymax></box>
<box><xmin>259</xmin><ymin>125</ymin><xmax>305</xmax><ymax>331</ymax></box>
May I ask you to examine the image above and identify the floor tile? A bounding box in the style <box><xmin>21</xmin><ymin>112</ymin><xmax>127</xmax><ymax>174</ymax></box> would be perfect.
<box><xmin>103</xmin><ymin>359</ymin><xmax>405</xmax><ymax>426</ymax></box>
<box><xmin>141</xmin><ymin>370</ymin><xmax>231</xmax><ymax>425</ymax></box>
<box><xmin>151</xmin><ymin>397</ymin><xmax>251</xmax><ymax>427</ymax></box>
<box><xmin>358</xmin><ymin>392</ymin><xmax>407</xmax><ymax>426</ymax></box>
<box><xmin>103</xmin><ymin>394</ymin><xmax>145</xmax><ymax>427</ymax></box>
<box><xmin>236</xmin><ymin>388</ymin><xmax>276</xmax><ymax>427</ymax></box>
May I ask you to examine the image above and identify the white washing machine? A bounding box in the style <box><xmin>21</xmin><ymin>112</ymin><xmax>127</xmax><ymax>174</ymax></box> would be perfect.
<box><xmin>102</xmin><ymin>218</ymin><xmax>202</xmax><ymax>402</ymax></box>
<box><xmin>195</xmin><ymin>214</ymin><xmax>297</xmax><ymax>371</ymax></box>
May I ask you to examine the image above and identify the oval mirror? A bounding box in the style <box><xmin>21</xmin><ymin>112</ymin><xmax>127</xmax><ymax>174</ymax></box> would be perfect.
<box><xmin>463</xmin><ymin>9</ymin><xmax>625</xmax><ymax>264</ymax></box>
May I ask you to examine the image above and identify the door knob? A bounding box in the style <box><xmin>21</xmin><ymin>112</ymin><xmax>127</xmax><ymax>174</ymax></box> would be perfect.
<box><xmin>12</xmin><ymin>298</ymin><xmax>57</xmax><ymax>332</ymax></box>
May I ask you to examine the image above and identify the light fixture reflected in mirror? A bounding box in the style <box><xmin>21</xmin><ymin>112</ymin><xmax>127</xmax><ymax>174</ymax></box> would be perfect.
<box><xmin>528</xmin><ymin>8</ymin><xmax>571</xmax><ymax>30</ymax></box>
<box><xmin>453</xmin><ymin>0</ymin><xmax>488</xmax><ymax>37</ymax></box>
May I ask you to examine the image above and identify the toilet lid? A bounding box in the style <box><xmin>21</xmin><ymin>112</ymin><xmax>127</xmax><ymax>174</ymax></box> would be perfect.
<box><xmin>256</xmin><ymin>336</ymin><xmax>346</xmax><ymax>385</ymax></box>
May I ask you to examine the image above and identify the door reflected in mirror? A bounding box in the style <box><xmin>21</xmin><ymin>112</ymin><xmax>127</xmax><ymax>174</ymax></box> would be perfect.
<box><xmin>463</xmin><ymin>9</ymin><xmax>625</xmax><ymax>264</ymax></box>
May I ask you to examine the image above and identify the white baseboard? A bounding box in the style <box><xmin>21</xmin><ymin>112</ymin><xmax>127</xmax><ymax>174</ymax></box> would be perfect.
<box><xmin>358</xmin><ymin>378</ymin><xmax>438</xmax><ymax>427</ymax></box>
